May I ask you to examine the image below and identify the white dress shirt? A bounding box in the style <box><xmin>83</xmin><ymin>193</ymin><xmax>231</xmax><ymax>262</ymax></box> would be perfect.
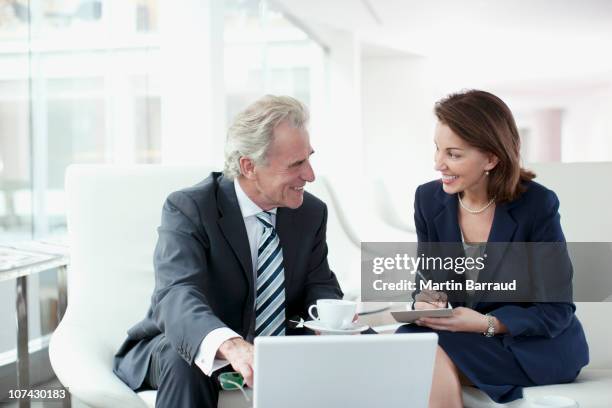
<box><xmin>193</xmin><ymin>178</ymin><xmax>276</xmax><ymax>376</ymax></box>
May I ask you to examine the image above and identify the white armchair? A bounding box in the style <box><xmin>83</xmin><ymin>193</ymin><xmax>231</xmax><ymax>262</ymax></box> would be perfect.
<box><xmin>50</xmin><ymin>165</ymin><xmax>247</xmax><ymax>407</ymax></box>
<box><xmin>49</xmin><ymin>165</ymin><xmax>365</xmax><ymax>407</ymax></box>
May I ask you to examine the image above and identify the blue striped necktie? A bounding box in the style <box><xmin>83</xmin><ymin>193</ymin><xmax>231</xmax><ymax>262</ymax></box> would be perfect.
<box><xmin>254</xmin><ymin>211</ymin><xmax>286</xmax><ymax>336</ymax></box>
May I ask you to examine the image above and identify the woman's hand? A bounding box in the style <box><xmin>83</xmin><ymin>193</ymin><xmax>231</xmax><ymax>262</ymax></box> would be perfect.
<box><xmin>414</xmin><ymin>289</ymin><xmax>448</xmax><ymax>310</ymax></box>
<box><xmin>415</xmin><ymin>307</ymin><xmax>489</xmax><ymax>333</ymax></box>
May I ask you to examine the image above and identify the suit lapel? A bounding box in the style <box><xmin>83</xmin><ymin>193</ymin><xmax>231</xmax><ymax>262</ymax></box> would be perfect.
<box><xmin>275</xmin><ymin>207</ymin><xmax>297</xmax><ymax>290</ymax></box>
<box><xmin>472</xmin><ymin>202</ymin><xmax>518</xmax><ymax>305</ymax></box>
<box><xmin>433</xmin><ymin>189</ymin><xmax>462</xmax><ymax>242</ymax></box>
<box><xmin>432</xmin><ymin>189</ymin><xmax>466</xmax><ymax>306</ymax></box>
<box><xmin>217</xmin><ymin>177</ymin><xmax>253</xmax><ymax>290</ymax></box>
<box><xmin>487</xmin><ymin>203</ymin><xmax>518</xmax><ymax>243</ymax></box>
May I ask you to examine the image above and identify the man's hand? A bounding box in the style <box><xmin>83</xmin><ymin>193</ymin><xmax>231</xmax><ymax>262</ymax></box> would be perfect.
<box><xmin>217</xmin><ymin>338</ymin><xmax>254</xmax><ymax>387</ymax></box>
<box><xmin>414</xmin><ymin>289</ymin><xmax>448</xmax><ymax>310</ymax></box>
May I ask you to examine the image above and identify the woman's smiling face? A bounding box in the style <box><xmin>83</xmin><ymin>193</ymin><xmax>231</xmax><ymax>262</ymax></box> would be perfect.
<box><xmin>433</xmin><ymin>122</ymin><xmax>498</xmax><ymax>196</ymax></box>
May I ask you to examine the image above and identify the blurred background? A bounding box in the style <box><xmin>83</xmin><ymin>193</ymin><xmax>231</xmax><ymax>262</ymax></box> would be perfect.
<box><xmin>1</xmin><ymin>0</ymin><xmax>612</xmax><ymax>401</ymax></box>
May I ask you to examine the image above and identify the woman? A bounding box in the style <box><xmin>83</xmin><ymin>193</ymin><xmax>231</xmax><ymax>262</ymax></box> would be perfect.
<box><xmin>397</xmin><ymin>90</ymin><xmax>589</xmax><ymax>408</ymax></box>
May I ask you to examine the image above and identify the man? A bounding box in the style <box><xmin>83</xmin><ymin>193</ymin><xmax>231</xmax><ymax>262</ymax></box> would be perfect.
<box><xmin>113</xmin><ymin>95</ymin><xmax>343</xmax><ymax>407</ymax></box>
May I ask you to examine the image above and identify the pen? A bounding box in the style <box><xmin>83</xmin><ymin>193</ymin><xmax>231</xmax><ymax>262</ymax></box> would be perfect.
<box><xmin>415</xmin><ymin>269</ymin><xmax>428</xmax><ymax>285</ymax></box>
<box><xmin>415</xmin><ymin>270</ymin><xmax>452</xmax><ymax>309</ymax></box>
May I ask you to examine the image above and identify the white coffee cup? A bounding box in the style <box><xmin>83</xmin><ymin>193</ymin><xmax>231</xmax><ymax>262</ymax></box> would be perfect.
<box><xmin>308</xmin><ymin>299</ymin><xmax>356</xmax><ymax>329</ymax></box>
<box><xmin>529</xmin><ymin>396</ymin><xmax>579</xmax><ymax>408</ymax></box>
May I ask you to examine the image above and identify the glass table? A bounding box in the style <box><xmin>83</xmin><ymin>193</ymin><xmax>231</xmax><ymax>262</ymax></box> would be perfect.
<box><xmin>0</xmin><ymin>242</ymin><xmax>69</xmax><ymax>408</ymax></box>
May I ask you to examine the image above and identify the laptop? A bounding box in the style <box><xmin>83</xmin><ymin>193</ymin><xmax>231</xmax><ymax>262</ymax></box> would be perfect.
<box><xmin>253</xmin><ymin>333</ymin><xmax>437</xmax><ymax>408</ymax></box>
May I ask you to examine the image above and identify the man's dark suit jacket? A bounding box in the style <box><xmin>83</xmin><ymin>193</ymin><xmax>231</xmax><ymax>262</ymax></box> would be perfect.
<box><xmin>413</xmin><ymin>179</ymin><xmax>589</xmax><ymax>385</ymax></box>
<box><xmin>113</xmin><ymin>172</ymin><xmax>343</xmax><ymax>389</ymax></box>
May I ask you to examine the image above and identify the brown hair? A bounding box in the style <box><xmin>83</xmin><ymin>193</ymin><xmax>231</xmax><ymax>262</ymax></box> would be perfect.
<box><xmin>434</xmin><ymin>89</ymin><xmax>535</xmax><ymax>203</ymax></box>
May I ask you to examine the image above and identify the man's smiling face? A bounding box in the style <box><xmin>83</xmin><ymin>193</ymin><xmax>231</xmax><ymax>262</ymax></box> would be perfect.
<box><xmin>246</xmin><ymin>120</ymin><xmax>315</xmax><ymax>210</ymax></box>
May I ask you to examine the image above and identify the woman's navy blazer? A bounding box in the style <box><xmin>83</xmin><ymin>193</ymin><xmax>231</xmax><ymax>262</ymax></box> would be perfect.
<box><xmin>414</xmin><ymin>179</ymin><xmax>589</xmax><ymax>385</ymax></box>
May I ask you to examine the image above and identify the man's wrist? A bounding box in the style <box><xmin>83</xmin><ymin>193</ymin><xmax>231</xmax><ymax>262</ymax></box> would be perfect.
<box><xmin>218</xmin><ymin>337</ymin><xmax>241</xmax><ymax>359</ymax></box>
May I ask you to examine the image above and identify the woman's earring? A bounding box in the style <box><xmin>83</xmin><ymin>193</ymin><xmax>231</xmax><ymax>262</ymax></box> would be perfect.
<box><xmin>485</xmin><ymin>170</ymin><xmax>490</xmax><ymax>176</ymax></box>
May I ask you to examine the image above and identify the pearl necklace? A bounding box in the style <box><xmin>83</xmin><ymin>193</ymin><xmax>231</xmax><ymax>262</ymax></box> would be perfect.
<box><xmin>458</xmin><ymin>195</ymin><xmax>495</xmax><ymax>214</ymax></box>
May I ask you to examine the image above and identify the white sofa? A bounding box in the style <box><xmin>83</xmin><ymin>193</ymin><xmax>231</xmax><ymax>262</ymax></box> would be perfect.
<box><xmin>49</xmin><ymin>162</ymin><xmax>612</xmax><ymax>408</ymax></box>
<box><xmin>463</xmin><ymin>162</ymin><xmax>612</xmax><ymax>408</ymax></box>
<box><xmin>49</xmin><ymin>165</ymin><xmax>364</xmax><ymax>407</ymax></box>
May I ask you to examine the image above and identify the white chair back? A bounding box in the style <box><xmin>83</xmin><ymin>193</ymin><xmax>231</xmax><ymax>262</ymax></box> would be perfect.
<box><xmin>527</xmin><ymin>161</ymin><xmax>612</xmax><ymax>242</ymax></box>
<box><xmin>64</xmin><ymin>165</ymin><xmax>213</xmax><ymax>350</ymax></box>
<box><xmin>305</xmin><ymin>177</ymin><xmax>362</xmax><ymax>299</ymax></box>
<box><xmin>528</xmin><ymin>161</ymin><xmax>612</xmax><ymax>369</ymax></box>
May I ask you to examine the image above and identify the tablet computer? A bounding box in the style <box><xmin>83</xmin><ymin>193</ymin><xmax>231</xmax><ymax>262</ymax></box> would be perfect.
<box><xmin>391</xmin><ymin>308</ymin><xmax>453</xmax><ymax>323</ymax></box>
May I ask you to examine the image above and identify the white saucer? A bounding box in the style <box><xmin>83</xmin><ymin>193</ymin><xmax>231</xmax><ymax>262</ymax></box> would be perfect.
<box><xmin>357</xmin><ymin>302</ymin><xmax>392</xmax><ymax>315</ymax></box>
<box><xmin>303</xmin><ymin>320</ymin><xmax>369</xmax><ymax>335</ymax></box>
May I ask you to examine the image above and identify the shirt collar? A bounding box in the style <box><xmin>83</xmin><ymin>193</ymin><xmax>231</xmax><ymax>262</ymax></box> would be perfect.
<box><xmin>234</xmin><ymin>178</ymin><xmax>277</xmax><ymax>219</ymax></box>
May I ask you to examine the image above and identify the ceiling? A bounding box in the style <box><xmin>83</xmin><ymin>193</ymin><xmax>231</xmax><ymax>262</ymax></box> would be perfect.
<box><xmin>274</xmin><ymin>0</ymin><xmax>612</xmax><ymax>88</ymax></box>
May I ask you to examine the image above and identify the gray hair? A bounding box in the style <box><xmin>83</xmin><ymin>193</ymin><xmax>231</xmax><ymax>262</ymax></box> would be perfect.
<box><xmin>223</xmin><ymin>95</ymin><xmax>309</xmax><ymax>180</ymax></box>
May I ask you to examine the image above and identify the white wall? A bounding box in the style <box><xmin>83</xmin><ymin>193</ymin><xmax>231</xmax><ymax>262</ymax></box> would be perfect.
<box><xmin>491</xmin><ymin>80</ymin><xmax>612</xmax><ymax>164</ymax></box>
<box><xmin>304</xmin><ymin>26</ymin><xmax>370</xmax><ymax>236</ymax></box>
<box><xmin>315</xmin><ymin>27</ymin><xmax>363</xmax><ymax>185</ymax></box>
<box><xmin>361</xmin><ymin>53</ymin><xmax>438</xmax><ymax>230</ymax></box>
<box><xmin>561</xmin><ymin>83</ymin><xmax>612</xmax><ymax>162</ymax></box>
<box><xmin>159</xmin><ymin>0</ymin><xmax>226</xmax><ymax>168</ymax></box>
